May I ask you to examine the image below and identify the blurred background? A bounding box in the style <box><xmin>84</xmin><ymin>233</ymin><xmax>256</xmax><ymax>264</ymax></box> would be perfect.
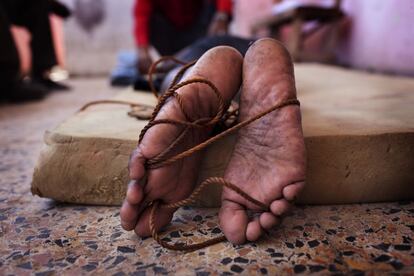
<box><xmin>1</xmin><ymin>0</ymin><xmax>414</xmax><ymax>101</ymax></box>
<box><xmin>9</xmin><ymin>0</ymin><xmax>414</xmax><ymax>73</ymax></box>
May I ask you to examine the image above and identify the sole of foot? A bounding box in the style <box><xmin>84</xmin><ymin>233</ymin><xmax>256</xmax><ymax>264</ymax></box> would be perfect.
<box><xmin>219</xmin><ymin>38</ymin><xmax>306</xmax><ymax>244</ymax></box>
<box><xmin>120</xmin><ymin>46</ymin><xmax>243</xmax><ymax>237</ymax></box>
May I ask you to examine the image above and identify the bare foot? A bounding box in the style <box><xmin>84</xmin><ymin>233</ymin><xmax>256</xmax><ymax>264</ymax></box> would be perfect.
<box><xmin>219</xmin><ymin>38</ymin><xmax>306</xmax><ymax>244</ymax></box>
<box><xmin>120</xmin><ymin>46</ymin><xmax>243</xmax><ymax>237</ymax></box>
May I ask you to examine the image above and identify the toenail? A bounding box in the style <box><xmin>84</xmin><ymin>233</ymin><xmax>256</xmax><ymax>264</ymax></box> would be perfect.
<box><xmin>288</xmin><ymin>196</ymin><xmax>297</xmax><ymax>203</ymax></box>
<box><xmin>127</xmin><ymin>180</ymin><xmax>135</xmax><ymax>188</ymax></box>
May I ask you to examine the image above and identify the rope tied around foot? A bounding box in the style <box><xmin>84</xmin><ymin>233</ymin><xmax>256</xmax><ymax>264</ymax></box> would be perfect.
<box><xmin>144</xmin><ymin>57</ymin><xmax>300</xmax><ymax>251</ymax></box>
<box><xmin>79</xmin><ymin>56</ymin><xmax>300</xmax><ymax>252</ymax></box>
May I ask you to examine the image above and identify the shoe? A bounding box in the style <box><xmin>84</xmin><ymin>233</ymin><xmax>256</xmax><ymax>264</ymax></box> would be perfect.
<box><xmin>5</xmin><ymin>79</ymin><xmax>48</xmax><ymax>103</ymax></box>
<box><xmin>133</xmin><ymin>75</ymin><xmax>163</xmax><ymax>92</ymax></box>
<box><xmin>34</xmin><ymin>77</ymin><xmax>71</xmax><ymax>91</ymax></box>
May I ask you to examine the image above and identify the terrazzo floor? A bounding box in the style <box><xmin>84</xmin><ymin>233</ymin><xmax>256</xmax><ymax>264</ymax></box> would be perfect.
<box><xmin>0</xmin><ymin>78</ymin><xmax>413</xmax><ymax>275</ymax></box>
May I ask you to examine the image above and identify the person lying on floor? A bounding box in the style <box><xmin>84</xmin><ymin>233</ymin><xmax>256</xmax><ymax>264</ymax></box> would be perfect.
<box><xmin>120</xmin><ymin>38</ymin><xmax>306</xmax><ymax>244</ymax></box>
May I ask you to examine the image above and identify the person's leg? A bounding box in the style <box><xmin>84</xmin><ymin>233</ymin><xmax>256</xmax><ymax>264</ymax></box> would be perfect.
<box><xmin>219</xmin><ymin>38</ymin><xmax>306</xmax><ymax>244</ymax></box>
<box><xmin>0</xmin><ymin>2</ymin><xmax>47</xmax><ymax>102</ymax></box>
<box><xmin>120</xmin><ymin>46</ymin><xmax>243</xmax><ymax>237</ymax></box>
<box><xmin>0</xmin><ymin>3</ymin><xmax>20</xmax><ymax>95</ymax></box>
<box><xmin>17</xmin><ymin>0</ymin><xmax>70</xmax><ymax>91</ymax></box>
<box><xmin>176</xmin><ymin>35</ymin><xmax>253</xmax><ymax>62</ymax></box>
<box><xmin>22</xmin><ymin>0</ymin><xmax>57</xmax><ymax>78</ymax></box>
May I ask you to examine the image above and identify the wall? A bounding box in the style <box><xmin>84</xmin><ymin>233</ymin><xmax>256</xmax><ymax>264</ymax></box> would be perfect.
<box><xmin>231</xmin><ymin>0</ymin><xmax>273</xmax><ymax>37</ymax></box>
<box><xmin>338</xmin><ymin>0</ymin><xmax>414</xmax><ymax>76</ymax></box>
<box><xmin>61</xmin><ymin>0</ymin><xmax>135</xmax><ymax>75</ymax></box>
<box><xmin>231</xmin><ymin>0</ymin><xmax>414</xmax><ymax>76</ymax></box>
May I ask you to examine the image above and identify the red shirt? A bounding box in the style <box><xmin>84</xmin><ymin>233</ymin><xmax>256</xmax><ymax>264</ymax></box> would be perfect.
<box><xmin>134</xmin><ymin>0</ymin><xmax>232</xmax><ymax>47</ymax></box>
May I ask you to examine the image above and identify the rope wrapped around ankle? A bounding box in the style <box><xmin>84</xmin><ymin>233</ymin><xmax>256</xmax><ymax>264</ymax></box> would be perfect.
<box><xmin>79</xmin><ymin>56</ymin><xmax>300</xmax><ymax>252</ymax></box>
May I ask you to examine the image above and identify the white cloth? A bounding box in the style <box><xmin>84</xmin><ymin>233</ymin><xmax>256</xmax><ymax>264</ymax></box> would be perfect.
<box><xmin>272</xmin><ymin>0</ymin><xmax>336</xmax><ymax>14</ymax></box>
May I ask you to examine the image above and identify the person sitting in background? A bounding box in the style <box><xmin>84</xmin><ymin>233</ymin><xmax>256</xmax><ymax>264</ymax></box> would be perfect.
<box><xmin>134</xmin><ymin>0</ymin><xmax>233</xmax><ymax>75</ymax></box>
<box><xmin>0</xmin><ymin>0</ymin><xmax>70</xmax><ymax>103</ymax></box>
<box><xmin>130</xmin><ymin>34</ymin><xmax>254</xmax><ymax>92</ymax></box>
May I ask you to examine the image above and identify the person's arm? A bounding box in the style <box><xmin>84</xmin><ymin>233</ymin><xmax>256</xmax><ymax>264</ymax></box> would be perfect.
<box><xmin>217</xmin><ymin>0</ymin><xmax>232</xmax><ymax>15</ymax></box>
<box><xmin>134</xmin><ymin>0</ymin><xmax>154</xmax><ymax>74</ymax></box>
<box><xmin>208</xmin><ymin>0</ymin><xmax>232</xmax><ymax>36</ymax></box>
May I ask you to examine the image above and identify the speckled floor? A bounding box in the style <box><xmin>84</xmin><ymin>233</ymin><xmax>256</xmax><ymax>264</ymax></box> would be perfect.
<box><xmin>0</xmin><ymin>78</ymin><xmax>413</xmax><ymax>275</ymax></box>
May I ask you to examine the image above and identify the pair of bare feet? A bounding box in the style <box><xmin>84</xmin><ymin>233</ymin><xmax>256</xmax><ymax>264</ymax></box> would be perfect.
<box><xmin>120</xmin><ymin>38</ymin><xmax>306</xmax><ymax>245</ymax></box>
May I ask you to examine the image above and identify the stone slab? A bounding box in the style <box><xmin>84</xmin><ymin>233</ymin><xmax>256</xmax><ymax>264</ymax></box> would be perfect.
<box><xmin>31</xmin><ymin>64</ymin><xmax>414</xmax><ymax>206</ymax></box>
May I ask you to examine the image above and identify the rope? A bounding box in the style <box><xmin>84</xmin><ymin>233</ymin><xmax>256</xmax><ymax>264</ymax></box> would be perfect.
<box><xmin>149</xmin><ymin>177</ymin><xmax>270</xmax><ymax>251</ymax></box>
<box><xmin>78</xmin><ymin>56</ymin><xmax>300</xmax><ymax>252</ymax></box>
<box><xmin>141</xmin><ymin>57</ymin><xmax>300</xmax><ymax>251</ymax></box>
<box><xmin>148</xmin><ymin>56</ymin><xmax>196</xmax><ymax>99</ymax></box>
<box><xmin>79</xmin><ymin>100</ymin><xmax>154</xmax><ymax>112</ymax></box>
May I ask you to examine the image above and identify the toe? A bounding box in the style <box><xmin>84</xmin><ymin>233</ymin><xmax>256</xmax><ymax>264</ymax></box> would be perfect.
<box><xmin>134</xmin><ymin>205</ymin><xmax>176</xmax><ymax>237</ymax></box>
<box><xmin>126</xmin><ymin>180</ymin><xmax>144</xmax><ymax>205</ymax></box>
<box><xmin>259</xmin><ymin>212</ymin><xmax>280</xmax><ymax>230</ymax></box>
<box><xmin>270</xmin><ymin>198</ymin><xmax>292</xmax><ymax>216</ymax></box>
<box><xmin>120</xmin><ymin>201</ymin><xmax>140</xmax><ymax>231</ymax></box>
<box><xmin>129</xmin><ymin>148</ymin><xmax>146</xmax><ymax>180</ymax></box>
<box><xmin>219</xmin><ymin>200</ymin><xmax>248</xmax><ymax>245</ymax></box>
<box><xmin>246</xmin><ymin>217</ymin><xmax>263</xmax><ymax>242</ymax></box>
<box><xmin>282</xmin><ymin>181</ymin><xmax>305</xmax><ymax>201</ymax></box>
